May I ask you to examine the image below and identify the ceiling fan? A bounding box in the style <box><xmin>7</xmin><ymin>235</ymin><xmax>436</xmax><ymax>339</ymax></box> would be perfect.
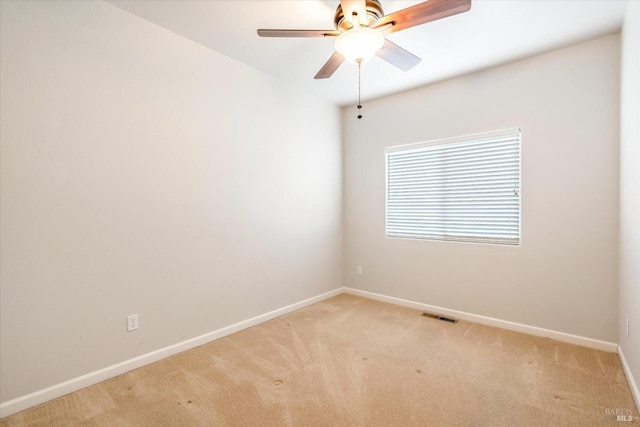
<box><xmin>257</xmin><ymin>0</ymin><xmax>472</xmax><ymax>79</ymax></box>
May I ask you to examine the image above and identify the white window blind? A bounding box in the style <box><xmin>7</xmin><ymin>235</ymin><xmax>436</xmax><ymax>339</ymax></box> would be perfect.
<box><xmin>385</xmin><ymin>128</ymin><xmax>521</xmax><ymax>245</ymax></box>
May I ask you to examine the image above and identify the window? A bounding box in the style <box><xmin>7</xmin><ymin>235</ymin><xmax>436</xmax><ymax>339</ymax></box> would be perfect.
<box><xmin>385</xmin><ymin>128</ymin><xmax>521</xmax><ymax>245</ymax></box>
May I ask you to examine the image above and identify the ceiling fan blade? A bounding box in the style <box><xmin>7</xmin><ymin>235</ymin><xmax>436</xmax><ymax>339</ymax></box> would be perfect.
<box><xmin>340</xmin><ymin>0</ymin><xmax>367</xmax><ymax>26</ymax></box>
<box><xmin>314</xmin><ymin>51</ymin><xmax>345</xmax><ymax>79</ymax></box>
<box><xmin>374</xmin><ymin>0</ymin><xmax>471</xmax><ymax>34</ymax></box>
<box><xmin>376</xmin><ymin>39</ymin><xmax>421</xmax><ymax>71</ymax></box>
<box><xmin>257</xmin><ymin>29</ymin><xmax>340</xmax><ymax>38</ymax></box>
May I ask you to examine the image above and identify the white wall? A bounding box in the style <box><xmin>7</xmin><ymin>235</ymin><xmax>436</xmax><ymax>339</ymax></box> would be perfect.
<box><xmin>619</xmin><ymin>0</ymin><xmax>640</xmax><ymax>406</ymax></box>
<box><xmin>0</xmin><ymin>1</ymin><xmax>342</xmax><ymax>403</ymax></box>
<box><xmin>343</xmin><ymin>35</ymin><xmax>620</xmax><ymax>342</ymax></box>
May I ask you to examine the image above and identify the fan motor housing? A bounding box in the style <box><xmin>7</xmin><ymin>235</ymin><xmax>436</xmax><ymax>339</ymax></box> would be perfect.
<box><xmin>334</xmin><ymin>0</ymin><xmax>384</xmax><ymax>31</ymax></box>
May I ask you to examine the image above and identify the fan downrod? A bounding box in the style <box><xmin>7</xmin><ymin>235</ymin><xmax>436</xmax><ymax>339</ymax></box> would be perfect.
<box><xmin>334</xmin><ymin>0</ymin><xmax>384</xmax><ymax>31</ymax></box>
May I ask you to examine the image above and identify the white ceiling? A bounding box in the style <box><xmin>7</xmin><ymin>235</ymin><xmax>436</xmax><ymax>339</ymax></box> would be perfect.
<box><xmin>107</xmin><ymin>0</ymin><xmax>628</xmax><ymax>107</ymax></box>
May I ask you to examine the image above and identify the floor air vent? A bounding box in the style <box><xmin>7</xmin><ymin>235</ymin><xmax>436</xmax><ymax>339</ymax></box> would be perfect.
<box><xmin>422</xmin><ymin>311</ymin><xmax>458</xmax><ymax>323</ymax></box>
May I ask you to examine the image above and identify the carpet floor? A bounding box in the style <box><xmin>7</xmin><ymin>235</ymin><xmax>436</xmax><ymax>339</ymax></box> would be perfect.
<box><xmin>1</xmin><ymin>293</ymin><xmax>638</xmax><ymax>426</ymax></box>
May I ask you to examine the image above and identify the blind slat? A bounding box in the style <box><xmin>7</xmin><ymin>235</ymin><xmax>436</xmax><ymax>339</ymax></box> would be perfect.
<box><xmin>386</xmin><ymin>129</ymin><xmax>521</xmax><ymax>245</ymax></box>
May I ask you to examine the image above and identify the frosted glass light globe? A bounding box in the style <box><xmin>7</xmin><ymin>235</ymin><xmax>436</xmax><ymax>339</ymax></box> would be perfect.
<box><xmin>335</xmin><ymin>28</ymin><xmax>384</xmax><ymax>65</ymax></box>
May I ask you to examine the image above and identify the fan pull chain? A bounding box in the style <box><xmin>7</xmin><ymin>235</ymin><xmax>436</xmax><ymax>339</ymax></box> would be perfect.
<box><xmin>357</xmin><ymin>63</ymin><xmax>363</xmax><ymax>119</ymax></box>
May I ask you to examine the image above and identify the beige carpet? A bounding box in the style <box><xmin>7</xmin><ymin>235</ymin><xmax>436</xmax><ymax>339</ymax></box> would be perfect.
<box><xmin>1</xmin><ymin>294</ymin><xmax>638</xmax><ymax>426</ymax></box>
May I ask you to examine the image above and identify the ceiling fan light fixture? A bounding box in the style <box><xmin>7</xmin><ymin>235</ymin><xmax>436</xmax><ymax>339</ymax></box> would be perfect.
<box><xmin>335</xmin><ymin>27</ymin><xmax>384</xmax><ymax>65</ymax></box>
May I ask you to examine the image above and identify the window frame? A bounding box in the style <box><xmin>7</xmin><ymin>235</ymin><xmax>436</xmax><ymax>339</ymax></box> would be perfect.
<box><xmin>384</xmin><ymin>128</ymin><xmax>521</xmax><ymax>246</ymax></box>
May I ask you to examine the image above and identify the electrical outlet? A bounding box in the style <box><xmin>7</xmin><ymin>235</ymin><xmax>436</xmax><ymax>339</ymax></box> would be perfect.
<box><xmin>127</xmin><ymin>314</ymin><xmax>139</xmax><ymax>332</ymax></box>
<box><xmin>357</xmin><ymin>266</ymin><xmax>363</xmax><ymax>275</ymax></box>
<box><xmin>627</xmin><ymin>318</ymin><xmax>629</xmax><ymax>337</ymax></box>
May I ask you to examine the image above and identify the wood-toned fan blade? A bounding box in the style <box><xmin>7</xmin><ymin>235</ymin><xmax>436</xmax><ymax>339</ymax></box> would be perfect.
<box><xmin>314</xmin><ymin>52</ymin><xmax>345</xmax><ymax>79</ymax></box>
<box><xmin>340</xmin><ymin>0</ymin><xmax>367</xmax><ymax>26</ymax></box>
<box><xmin>374</xmin><ymin>0</ymin><xmax>471</xmax><ymax>34</ymax></box>
<box><xmin>257</xmin><ymin>29</ymin><xmax>340</xmax><ymax>38</ymax></box>
<box><xmin>376</xmin><ymin>39</ymin><xmax>421</xmax><ymax>71</ymax></box>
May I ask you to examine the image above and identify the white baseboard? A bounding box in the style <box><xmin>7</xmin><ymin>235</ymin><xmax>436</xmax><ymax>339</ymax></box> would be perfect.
<box><xmin>0</xmin><ymin>287</ymin><xmax>622</xmax><ymax>419</ymax></box>
<box><xmin>343</xmin><ymin>287</ymin><xmax>619</xmax><ymax>353</ymax></box>
<box><xmin>0</xmin><ymin>288</ymin><xmax>343</xmax><ymax>419</ymax></box>
<box><xmin>619</xmin><ymin>346</ymin><xmax>640</xmax><ymax>413</ymax></box>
